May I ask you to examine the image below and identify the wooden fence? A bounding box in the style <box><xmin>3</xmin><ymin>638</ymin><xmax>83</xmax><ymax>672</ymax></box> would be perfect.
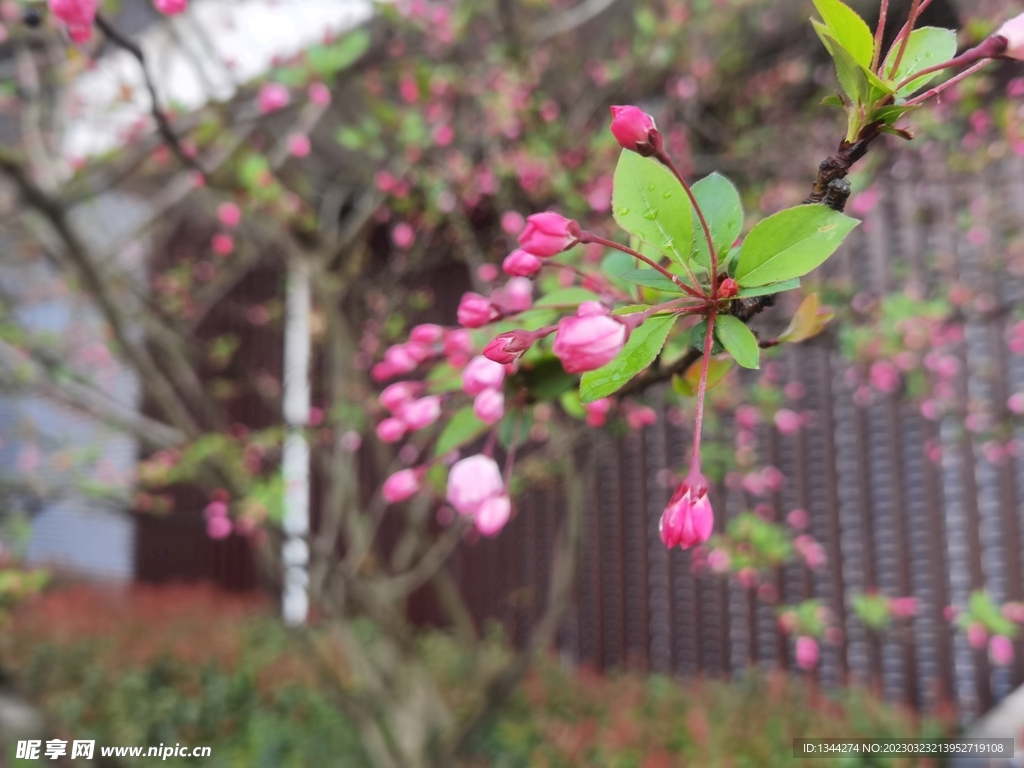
<box><xmin>138</xmin><ymin>151</ymin><xmax>1024</xmax><ymax>721</ymax></box>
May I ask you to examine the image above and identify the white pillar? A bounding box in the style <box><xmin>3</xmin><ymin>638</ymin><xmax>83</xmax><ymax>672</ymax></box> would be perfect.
<box><xmin>281</xmin><ymin>256</ymin><xmax>311</xmax><ymax>626</ymax></box>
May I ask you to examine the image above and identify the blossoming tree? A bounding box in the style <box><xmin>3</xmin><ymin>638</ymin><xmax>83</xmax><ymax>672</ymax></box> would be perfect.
<box><xmin>4</xmin><ymin>0</ymin><xmax>1024</xmax><ymax>763</ymax></box>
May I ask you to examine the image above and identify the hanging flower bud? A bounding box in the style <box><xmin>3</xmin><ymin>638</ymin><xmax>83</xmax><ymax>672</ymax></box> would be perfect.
<box><xmin>991</xmin><ymin>635</ymin><xmax>1015</xmax><ymax>666</ymax></box>
<box><xmin>376</xmin><ymin>417</ymin><xmax>407</xmax><ymax>443</ymax></box>
<box><xmin>994</xmin><ymin>13</ymin><xmax>1024</xmax><ymax>60</ymax></box>
<box><xmin>50</xmin><ymin>0</ymin><xmax>97</xmax><ymax>42</ymax></box>
<box><xmin>659</xmin><ymin>466</ymin><xmax>714</xmax><ymax>549</ymax></box>
<box><xmin>475</xmin><ymin>494</ymin><xmax>512</xmax><ymax>536</ymax></box>
<box><xmin>462</xmin><ymin>355</ymin><xmax>506</xmax><ymax>395</ymax></box>
<box><xmin>503</xmin><ymin>249</ymin><xmax>543</xmax><ymax>277</ymax></box>
<box><xmin>457</xmin><ymin>292</ymin><xmax>500</xmax><ymax>328</ymax></box>
<box><xmin>795</xmin><ymin>636</ymin><xmax>819</xmax><ymax>670</ymax></box>
<box><xmin>383</xmin><ymin>468</ymin><xmax>422</xmax><ymax>503</ymax></box>
<box><xmin>484</xmin><ymin>329</ymin><xmax>542</xmax><ymax>364</ymax></box>
<box><xmin>517</xmin><ymin>212</ymin><xmax>581</xmax><ymax>257</ymax></box>
<box><xmin>410</xmin><ymin>324</ymin><xmax>445</xmax><ymax>344</ymax></box>
<box><xmin>553</xmin><ymin>311</ymin><xmax>629</xmax><ymax>374</ymax></box>
<box><xmin>258</xmin><ymin>83</ymin><xmax>290</xmax><ymax>114</ymax></box>
<box><xmin>473</xmin><ymin>388</ymin><xmax>504</xmax><ymax>425</ymax></box>
<box><xmin>447</xmin><ymin>454</ymin><xmax>504</xmax><ymax>516</ymax></box>
<box><xmin>399</xmin><ymin>396</ymin><xmax>442</xmax><ymax>431</ymax></box>
<box><xmin>379</xmin><ymin>381</ymin><xmax>422</xmax><ymax>412</ymax></box>
<box><xmin>609</xmin><ymin>105</ymin><xmax>662</xmax><ymax>157</ymax></box>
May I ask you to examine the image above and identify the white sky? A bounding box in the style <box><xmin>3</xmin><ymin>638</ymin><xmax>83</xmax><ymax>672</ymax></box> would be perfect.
<box><xmin>63</xmin><ymin>0</ymin><xmax>373</xmax><ymax>158</ymax></box>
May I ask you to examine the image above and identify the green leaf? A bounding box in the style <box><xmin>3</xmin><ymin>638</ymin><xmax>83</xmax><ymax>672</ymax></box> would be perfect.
<box><xmin>734</xmin><ymin>205</ymin><xmax>860</xmax><ymax>287</ymax></box>
<box><xmin>871</xmin><ymin>104</ymin><xmax>920</xmax><ymax>126</ymax></box>
<box><xmin>882</xmin><ymin>27</ymin><xmax>958</xmax><ymax>99</ymax></box>
<box><xmin>714</xmin><ymin>315</ymin><xmax>760</xmax><ymax>369</ymax></box>
<box><xmin>689</xmin><ymin>320</ymin><xmax>725</xmax><ymax>355</ymax></box>
<box><xmin>559</xmin><ymin>389</ymin><xmax>587</xmax><ymax>419</ymax></box>
<box><xmin>497</xmin><ymin>410</ymin><xmax>532</xmax><ymax>450</ymax></box>
<box><xmin>519</xmin><ymin>356</ymin><xmax>578</xmax><ymax>399</ymax></box>
<box><xmin>616</xmin><ymin>269</ymin><xmax>685</xmax><ymax>293</ymax></box>
<box><xmin>813</xmin><ymin>23</ymin><xmax>869</xmax><ymax>107</ymax></box>
<box><xmin>308</xmin><ymin>30</ymin><xmax>371</xmax><ymax>78</ymax></box>
<box><xmin>612</xmin><ymin>150</ymin><xmax>694</xmax><ymax>266</ymax></box>
<box><xmin>433</xmin><ymin>407</ymin><xmax>488</xmax><ymax>457</ymax></box>
<box><xmin>736</xmin><ymin>278</ymin><xmax>801</xmax><ymax>298</ymax></box>
<box><xmin>812</xmin><ymin>0</ymin><xmax>875</xmax><ymax>67</ymax></box>
<box><xmin>426</xmin><ymin>362</ymin><xmax>465</xmax><ymax>394</ymax></box>
<box><xmin>534</xmin><ymin>287</ymin><xmax>601</xmax><ymax>308</ymax></box>
<box><xmin>579</xmin><ymin>315</ymin><xmax>675</xmax><ymax>403</ymax></box>
<box><xmin>690</xmin><ymin>172</ymin><xmax>743</xmax><ymax>268</ymax></box>
<box><xmin>821</xmin><ymin>94</ymin><xmax>845</xmax><ymax>109</ymax></box>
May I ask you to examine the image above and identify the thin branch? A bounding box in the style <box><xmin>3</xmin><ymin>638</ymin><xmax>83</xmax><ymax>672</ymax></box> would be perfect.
<box><xmin>94</xmin><ymin>12</ymin><xmax>202</xmax><ymax>174</ymax></box>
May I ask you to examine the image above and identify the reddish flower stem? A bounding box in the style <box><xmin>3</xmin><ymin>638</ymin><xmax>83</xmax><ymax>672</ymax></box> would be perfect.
<box><xmin>544</xmin><ymin>259</ymin><xmax>633</xmax><ymax>302</ymax></box>
<box><xmin>581</xmin><ymin>233</ymin><xmax>706</xmax><ymax>299</ymax></box>
<box><xmin>871</xmin><ymin>0</ymin><xmax>889</xmax><ymax>74</ymax></box>
<box><xmin>905</xmin><ymin>59</ymin><xmax>991</xmax><ymax>105</ymax></box>
<box><xmin>691</xmin><ymin>308</ymin><xmax>716</xmax><ymax>469</ymax></box>
<box><xmin>654</xmin><ymin>150</ymin><xmax>719</xmax><ymax>296</ymax></box>
<box><xmin>889</xmin><ymin>0</ymin><xmax>922</xmax><ymax>77</ymax></box>
<box><xmin>891</xmin><ymin>0</ymin><xmax>933</xmax><ymax>59</ymax></box>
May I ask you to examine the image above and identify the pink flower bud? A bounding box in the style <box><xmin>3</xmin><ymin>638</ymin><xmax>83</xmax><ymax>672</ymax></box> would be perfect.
<box><xmin>410</xmin><ymin>324</ymin><xmax>444</xmax><ymax>344</ymax></box>
<box><xmin>968</xmin><ymin>622</ymin><xmax>989</xmax><ymax>650</ymax></box>
<box><xmin>484</xmin><ymin>329</ymin><xmax>538</xmax><ymax>364</ymax></box>
<box><xmin>719</xmin><ymin>278</ymin><xmax>739</xmax><ymax>298</ymax></box>
<box><xmin>475</xmin><ymin>494</ymin><xmax>511</xmax><ymax>536</ymax></box>
<box><xmin>578</xmin><ymin>301</ymin><xmax>609</xmax><ymax>317</ymax></box>
<box><xmin>996</xmin><ymin>13</ymin><xmax>1024</xmax><ymax>60</ymax></box>
<box><xmin>376</xmin><ymin>417</ymin><xmax>407</xmax><ymax>443</ymax></box>
<box><xmin>383</xmin><ymin>468</ymin><xmax>421</xmax><ymax>503</ymax></box>
<box><xmin>517</xmin><ymin>212</ymin><xmax>580</xmax><ymax>257</ymax></box>
<box><xmin>501</xmin><ymin>211</ymin><xmax>525</xmax><ymax>234</ymax></box>
<box><xmin>288</xmin><ymin>132</ymin><xmax>311</xmax><ymax>158</ymax></box>
<box><xmin>443</xmin><ymin>329</ymin><xmax>473</xmax><ymax>364</ymax></box>
<box><xmin>870</xmin><ymin>360</ymin><xmax>900</xmax><ymax>393</ymax></box>
<box><xmin>212</xmin><ymin>233</ymin><xmax>234</xmax><ymax>256</ymax></box>
<box><xmin>383</xmin><ymin>344</ymin><xmax>419</xmax><ymax>375</ymax></box>
<box><xmin>258</xmin><ymin>82</ymin><xmax>290</xmax><ymax>114</ymax></box>
<box><xmin>447</xmin><ymin>454</ymin><xmax>504</xmax><ymax>516</ymax></box>
<box><xmin>553</xmin><ymin>313</ymin><xmax>628</xmax><ymax>374</ymax></box>
<box><xmin>503</xmin><ymin>249</ymin><xmax>543</xmax><ymax>277</ymax></box>
<box><xmin>457</xmin><ymin>292</ymin><xmax>499</xmax><ymax>328</ymax></box>
<box><xmin>795</xmin><ymin>636</ymin><xmax>819</xmax><ymax>670</ymax></box>
<box><xmin>308</xmin><ymin>82</ymin><xmax>331</xmax><ymax>106</ymax></box>
<box><xmin>774</xmin><ymin>408</ymin><xmax>801</xmax><ymax>435</ymax></box>
<box><xmin>787</xmin><ymin>508</ymin><xmax>809</xmax><ymax>530</ymax></box>
<box><xmin>462</xmin><ymin>355</ymin><xmax>505</xmax><ymax>395</ymax></box>
<box><xmin>379</xmin><ymin>381</ymin><xmax>421</xmax><ymax>412</ymax></box>
<box><xmin>473</xmin><ymin>388</ymin><xmax>504</xmax><ymax>424</ymax></box>
<box><xmin>399</xmin><ymin>396</ymin><xmax>442</xmax><ymax>431</ymax></box>
<box><xmin>991</xmin><ymin>634</ymin><xmax>1015</xmax><ymax>666</ymax></box>
<box><xmin>392</xmin><ymin>222</ymin><xmax>415</xmax><ymax>249</ymax></box>
<box><xmin>50</xmin><ymin>0</ymin><xmax>97</xmax><ymax>38</ymax></box>
<box><xmin>207</xmin><ymin>515</ymin><xmax>232</xmax><ymax>540</ymax></box>
<box><xmin>659</xmin><ymin>467</ymin><xmax>714</xmax><ymax>550</ymax></box>
<box><xmin>609</xmin><ymin>105</ymin><xmax>661</xmax><ymax>156</ymax></box>
<box><xmin>217</xmin><ymin>202</ymin><xmax>241</xmax><ymax>228</ymax></box>
<box><xmin>625</xmin><ymin>403</ymin><xmax>657</xmax><ymax>430</ymax></box>
<box><xmin>154</xmin><ymin>0</ymin><xmax>187</xmax><ymax>15</ymax></box>
<box><xmin>585</xmin><ymin>398</ymin><xmax>612</xmax><ymax>427</ymax></box>
<box><xmin>204</xmin><ymin>501</ymin><xmax>228</xmax><ymax>518</ymax></box>
<box><xmin>889</xmin><ymin>597</ymin><xmax>918</xmax><ymax>618</ymax></box>
<box><xmin>493</xmin><ymin>277</ymin><xmax>533</xmax><ymax>313</ymax></box>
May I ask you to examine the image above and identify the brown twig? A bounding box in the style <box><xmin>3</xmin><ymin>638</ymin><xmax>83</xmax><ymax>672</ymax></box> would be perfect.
<box><xmin>94</xmin><ymin>12</ymin><xmax>202</xmax><ymax>174</ymax></box>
